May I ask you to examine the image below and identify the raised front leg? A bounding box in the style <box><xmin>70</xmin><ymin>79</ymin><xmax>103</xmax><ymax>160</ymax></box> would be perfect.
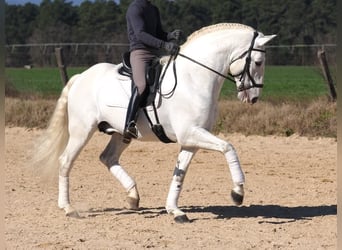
<box><xmin>166</xmin><ymin>147</ymin><xmax>198</xmax><ymax>223</ymax></box>
<box><xmin>225</xmin><ymin>148</ymin><xmax>245</xmax><ymax>205</ymax></box>
<box><xmin>179</xmin><ymin>127</ymin><xmax>245</xmax><ymax>206</ymax></box>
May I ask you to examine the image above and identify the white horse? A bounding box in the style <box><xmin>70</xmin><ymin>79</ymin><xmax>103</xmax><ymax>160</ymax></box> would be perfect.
<box><xmin>33</xmin><ymin>23</ymin><xmax>276</xmax><ymax>223</ymax></box>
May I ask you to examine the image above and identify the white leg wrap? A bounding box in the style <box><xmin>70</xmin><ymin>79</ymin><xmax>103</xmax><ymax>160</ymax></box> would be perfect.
<box><xmin>225</xmin><ymin>150</ymin><xmax>245</xmax><ymax>185</ymax></box>
<box><xmin>109</xmin><ymin>165</ymin><xmax>135</xmax><ymax>192</ymax></box>
<box><xmin>58</xmin><ymin>176</ymin><xmax>70</xmax><ymax>208</ymax></box>
<box><xmin>166</xmin><ymin>180</ymin><xmax>182</xmax><ymax>212</ymax></box>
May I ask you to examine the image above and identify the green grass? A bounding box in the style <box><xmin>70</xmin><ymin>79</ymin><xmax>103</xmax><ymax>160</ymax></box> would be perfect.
<box><xmin>6</xmin><ymin>65</ymin><xmax>333</xmax><ymax>101</ymax></box>
<box><xmin>262</xmin><ymin>66</ymin><xmax>331</xmax><ymax>101</ymax></box>
<box><xmin>5</xmin><ymin>67</ymin><xmax>86</xmax><ymax>96</ymax></box>
<box><xmin>220</xmin><ymin>66</ymin><xmax>332</xmax><ymax>101</ymax></box>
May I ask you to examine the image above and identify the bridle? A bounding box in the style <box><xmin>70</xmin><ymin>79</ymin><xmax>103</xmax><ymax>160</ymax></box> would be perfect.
<box><xmin>177</xmin><ymin>31</ymin><xmax>266</xmax><ymax>92</ymax></box>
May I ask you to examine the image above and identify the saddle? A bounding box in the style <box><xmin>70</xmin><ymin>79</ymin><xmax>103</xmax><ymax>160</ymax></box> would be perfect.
<box><xmin>118</xmin><ymin>52</ymin><xmax>174</xmax><ymax>143</ymax></box>
<box><xmin>118</xmin><ymin>51</ymin><xmax>162</xmax><ymax>108</ymax></box>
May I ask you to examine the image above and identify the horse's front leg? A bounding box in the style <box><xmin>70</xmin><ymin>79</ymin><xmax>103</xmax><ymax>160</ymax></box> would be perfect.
<box><xmin>180</xmin><ymin>127</ymin><xmax>245</xmax><ymax>206</ymax></box>
<box><xmin>166</xmin><ymin>147</ymin><xmax>198</xmax><ymax>223</ymax></box>
<box><xmin>225</xmin><ymin>146</ymin><xmax>244</xmax><ymax>205</ymax></box>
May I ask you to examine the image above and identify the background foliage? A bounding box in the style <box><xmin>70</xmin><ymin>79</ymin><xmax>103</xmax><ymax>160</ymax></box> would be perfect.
<box><xmin>5</xmin><ymin>0</ymin><xmax>337</xmax><ymax>66</ymax></box>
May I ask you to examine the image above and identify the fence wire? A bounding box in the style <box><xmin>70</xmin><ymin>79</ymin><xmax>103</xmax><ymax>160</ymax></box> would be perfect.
<box><xmin>5</xmin><ymin>43</ymin><xmax>336</xmax><ymax>67</ymax></box>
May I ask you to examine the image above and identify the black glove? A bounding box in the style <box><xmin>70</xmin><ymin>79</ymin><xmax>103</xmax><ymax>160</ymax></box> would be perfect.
<box><xmin>163</xmin><ymin>41</ymin><xmax>179</xmax><ymax>54</ymax></box>
<box><xmin>167</xmin><ymin>29</ymin><xmax>183</xmax><ymax>41</ymax></box>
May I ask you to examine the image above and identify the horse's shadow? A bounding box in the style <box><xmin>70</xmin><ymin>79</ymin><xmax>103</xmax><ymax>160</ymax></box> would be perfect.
<box><xmin>84</xmin><ymin>204</ymin><xmax>336</xmax><ymax>223</ymax></box>
<box><xmin>180</xmin><ymin>204</ymin><xmax>337</xmax><ymax>223</ymax></box>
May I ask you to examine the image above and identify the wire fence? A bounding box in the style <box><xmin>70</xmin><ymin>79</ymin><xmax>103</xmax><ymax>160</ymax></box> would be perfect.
<box><xmin>5</xmin><ymin>43</ymin><xmax>337</xmax><ymax>67</ymax></box>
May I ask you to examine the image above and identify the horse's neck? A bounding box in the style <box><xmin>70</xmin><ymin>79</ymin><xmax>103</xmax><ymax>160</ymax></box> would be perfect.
<box><xmin>181</xmin><ymin>29</ymin><xmax>251</xmax><ymax>75</ymax></box>
<box><xmin>176</xmin><ymin>29</ymin><xmax>250</xmax><ymax>97</ymax></box>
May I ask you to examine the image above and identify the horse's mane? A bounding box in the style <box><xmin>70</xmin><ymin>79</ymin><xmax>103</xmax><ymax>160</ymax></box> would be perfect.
<box><xmin>159</xmin><ymin>23</ymin><xmax>253</xmax><ymax>62</ymax></box>
<box><xmin>183</xmin><ymin>23</ymin><xmax>253</xmax><ymax>47</ymax></box>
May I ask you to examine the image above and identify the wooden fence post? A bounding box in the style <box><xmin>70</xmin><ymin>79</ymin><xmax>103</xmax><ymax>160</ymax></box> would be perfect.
<box><xmin>55</xmin><ymin>47</ymin><xmax>69</xmax><ymax>86</ymax></box>
<box><xmin>317</xmin><ymin>48</ymin><xmax>336</xmax><ymax>101</ymax></box>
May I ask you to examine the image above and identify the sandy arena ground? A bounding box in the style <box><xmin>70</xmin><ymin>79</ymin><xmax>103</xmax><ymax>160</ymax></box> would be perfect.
<box><xmin>5</xmin><ymin>127</ymin><xmax>336</xmax><ymax>249</ymax></box>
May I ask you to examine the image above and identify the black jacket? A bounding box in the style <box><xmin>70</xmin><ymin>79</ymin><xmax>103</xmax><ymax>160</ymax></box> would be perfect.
<box><xmin>126</xmin><ymin>0</ymin><xmax>168</xmax><ymax>52</ymax></box>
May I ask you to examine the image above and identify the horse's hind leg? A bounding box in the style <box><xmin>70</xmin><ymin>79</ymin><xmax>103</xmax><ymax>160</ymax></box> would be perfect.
<box><xmin>58</xmin><ymin>127</ymin><xmax>95</xmax><ymax>217</ymax></box>
<box><xmin>166</xmin><ymin>147</ymin><xmax>198</xmax><ymax>223</ymax></box>
<box><xmin>99</xmin><ymin>133</ymin><xmax>139</xmax><ymax>210</ymax></box>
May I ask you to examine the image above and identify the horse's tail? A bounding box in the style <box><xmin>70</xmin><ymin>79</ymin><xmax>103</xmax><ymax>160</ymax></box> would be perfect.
<box><xmin>32</xmin><ymin>74</ymin><xmax>79</xmax><ymax>178</ymax></box>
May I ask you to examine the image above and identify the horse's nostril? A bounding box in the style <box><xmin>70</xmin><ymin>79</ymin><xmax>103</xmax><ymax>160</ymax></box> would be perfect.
<box><xmin>251</xmin><ymin>97</ymin><xmax>258</xmax><ymax>104</ymax></box>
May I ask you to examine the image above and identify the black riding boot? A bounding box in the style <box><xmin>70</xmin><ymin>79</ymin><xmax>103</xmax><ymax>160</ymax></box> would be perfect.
<box><xmin>123</xmin><ymin>86</ymin><xmax>141</xmax><ymax>143</ymax></box>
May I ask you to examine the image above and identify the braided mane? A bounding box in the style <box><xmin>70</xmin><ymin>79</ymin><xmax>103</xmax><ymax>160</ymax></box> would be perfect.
<box><xmin>183</xmin><ymin>23</ymin><xmax>253</xmax><ymax>47</ymax></box>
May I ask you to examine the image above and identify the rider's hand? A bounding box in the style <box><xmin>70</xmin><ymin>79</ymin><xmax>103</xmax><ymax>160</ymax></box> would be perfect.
<box><xmin>163</xmin><ymin>41</ymin><xmax>179</xmax><ymax>54</ymax></box>
<box><xmin>167</xmin><ymin>29</ymin><xmax>183</xmax><ymax>41</ymax></box>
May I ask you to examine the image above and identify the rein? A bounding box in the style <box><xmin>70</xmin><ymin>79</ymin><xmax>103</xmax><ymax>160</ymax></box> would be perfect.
<box><xmin>177</xmin><ymin>31</ymin><xmax>266</xmax><ymax>92</ymax></box>
<box><xmin>158</xmin><ymin>51</ymin><xmax>179</xmax><ymax>98</ymax></box>
<box><xmin>178</xmin><ymin>52</ymin><xmax>236</xmax><ymax>83</ymax></box>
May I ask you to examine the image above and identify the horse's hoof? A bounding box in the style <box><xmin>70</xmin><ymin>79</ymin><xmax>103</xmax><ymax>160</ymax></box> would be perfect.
<box><xmin>231</xmin><ymin>190</ymin><xmax>244</xmax><ymax>206</ymax></box>
<box><xmin>127</xmin><ymin>186</ymin><xmax>140</xmax><ymax>210</ymax></box>
<box><xmin>65</xmin><ymin>205</ymin><xmax>81</xmax><ymax>218</ymax></box>
<box><xmin>66</xmin><ymin>210</ymin><xmax>81</xmax><ymax>218</ymax></box>
<box><xmin>127</xmin><ymin>197</ymin><xmax>140</xmax><ymax>210</ymax></box>
<box><xmin>174</xmin><ymin>214</ymin><xmax>191</xmax><ymax>223</ymax></box>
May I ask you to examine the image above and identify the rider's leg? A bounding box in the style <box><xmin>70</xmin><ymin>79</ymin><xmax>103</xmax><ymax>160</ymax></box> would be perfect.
<box><xmin>98</xmin><ymin>49</ymin><xmax>147</xmax><ymax>136</ymax></box>
<box><xmin>123</xmin><ymin>85</ymin><xmax>141</xmax><ymax>142</ymax></box>
<box><xmin>122</xmin><ymin>49</ymin><xmax>154</xmax><ymax>143</ymax></box>
<box><xmin>130</xmin><ymin>49</ymin><xmax>150</xmax><ymax>95</ymax></box>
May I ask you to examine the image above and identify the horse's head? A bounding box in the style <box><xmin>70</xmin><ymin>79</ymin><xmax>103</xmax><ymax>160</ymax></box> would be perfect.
<box><xmin>229</xmin><ymin>32</ymin><xmax>276</xmax><ymax>104</ymax></box>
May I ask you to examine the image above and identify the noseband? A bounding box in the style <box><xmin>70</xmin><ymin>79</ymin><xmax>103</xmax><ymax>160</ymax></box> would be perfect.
<box><xmin>177</xmin><ymin>31</ymin><xmax>266</xmax><ymax>92</ymax></box>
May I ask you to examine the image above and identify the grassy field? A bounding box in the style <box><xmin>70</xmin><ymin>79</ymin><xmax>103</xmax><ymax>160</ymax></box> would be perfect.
<box><xmin>221</xmin><ymin>66</ymin><xmax>332</xmax><ymax>101</ymax></box>
<box><xmin>5</xmin><ymin>67</ymin><xmax>86</xmax><ymax>96</ymax></box>
<box><xmin>5</xmin><ymin>65</ymin><xmax>334</xmax><ymax>101</ymax></box>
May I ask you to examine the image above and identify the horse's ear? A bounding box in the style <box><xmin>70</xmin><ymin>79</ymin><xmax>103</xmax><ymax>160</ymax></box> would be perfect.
<box><xmin>256</xmin><ymin>34</ymin><xmax>277</xmax><ymax>47</ymax></box>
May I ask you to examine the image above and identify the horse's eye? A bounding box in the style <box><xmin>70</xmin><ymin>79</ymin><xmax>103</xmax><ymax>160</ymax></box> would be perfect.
<box><xmin>255</xmin><ymin>61</ymin><xmax>262</xmax><ymax>66</ymax></box>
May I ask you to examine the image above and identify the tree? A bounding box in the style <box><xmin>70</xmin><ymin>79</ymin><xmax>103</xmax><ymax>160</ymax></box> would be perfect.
<box><xmin>75</xmin><ymin>0</ymin><xmax>121</xmax><ymax>43</ymax></box>
<box><xmin>5</xmin><ymin>3</ymin><xmax>39</xmax><ymax>66</ymax></box>
<box><xmin>30</xmin><ymin>0</ymin><xmax>78</xmax><ymax>43</ymax></box>
<box><xmin>4</xmin><ymin>0</ymin><xmax>337</xmax><ymax>66</ymax></box>
<box><xmin>5</xmin><ymin>3</ymin><xmax>39</xmax><ymax>44</ymax></box>
<box><xmin>27</xmin><ymin>0</ymin><xmax>78</xmax><ymax>66</ymax></box>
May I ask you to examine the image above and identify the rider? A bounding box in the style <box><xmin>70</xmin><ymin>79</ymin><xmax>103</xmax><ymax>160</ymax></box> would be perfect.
<box><xmin>99</xmin><ymin>0</ymin><xmax>181</xmax><ymax>139</ymax></box>
<box><xmin>121</xmin><ymin>0</ymin><xmax>182</xmax><ymax>142</ymax></box>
